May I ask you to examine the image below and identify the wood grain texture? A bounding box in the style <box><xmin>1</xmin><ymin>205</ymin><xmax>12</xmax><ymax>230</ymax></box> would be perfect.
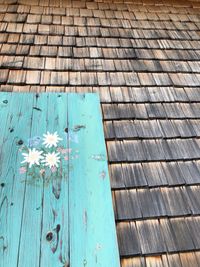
<box><xmin>39</xmin><ymin>94</ymin><xmax>69</xmax><ymax>267</ymax></box>
<box><xmin>0</xmin><ymin>92</ymin><xmax>119</xmax><ymax>267</ymax></box>
<box><xmin>0</xmin><ymin>93</ymin><xmax>69</xmax><ymax>266</ymax></box>
<box><xmin>68</xmin><ymin>93</ymin><xmax>120</xmax><ymax>267</ymax></box>
<box><xmin>0</xmin><ymin>93</ymin><xmax>34</xmax><ymax>266</ymax></box>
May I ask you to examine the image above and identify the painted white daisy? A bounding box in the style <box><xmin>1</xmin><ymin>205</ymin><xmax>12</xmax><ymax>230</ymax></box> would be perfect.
<box><xmin>42</xmin><ymin>152</ymin><xmax>60</xmax><ymax>168</ymax></box>
<box><xmin>43</xmin><ymin>132</ymin><xmax>62</xmax><ymax>148</ymax></box>
<box><xmin>21</xmin><ymin>148</ymin><xmax>43</xmax><ymax>168</ymax></box>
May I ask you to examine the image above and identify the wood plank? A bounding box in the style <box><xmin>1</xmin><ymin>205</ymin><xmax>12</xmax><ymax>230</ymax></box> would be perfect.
<box><xmin>0</xmin><ymin>93</ymin><xmax>34</xmax><ymax>266</ymax></box>
<box><xmin>68</xmin><ymin>93</ymin><xmax>120</xmax><ymax>267</ymax></box>
<box><xmin>39</xmin><ymin>94</ymin><xmax>69</xmax><ymax>266</ymax></box>
<box><xmin>17</xmin><ymin>93</ymin><xmax>47</xmax><ymax>266</ymax></box>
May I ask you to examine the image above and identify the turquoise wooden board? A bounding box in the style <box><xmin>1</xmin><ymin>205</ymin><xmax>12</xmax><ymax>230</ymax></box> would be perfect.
<box><xmin>68</xmin><ymin>93</ymin><xmax>120</xmax><ymax>267</ymax></box>
<box><xmin>0</xmin><ymin>92</ymin><xmax>120</xmax><ymax>267</ymax></box>
<box><xmin>0</xmin><ymin>93</ymin><xmax>34</xmax><ymax>267</ymax></box>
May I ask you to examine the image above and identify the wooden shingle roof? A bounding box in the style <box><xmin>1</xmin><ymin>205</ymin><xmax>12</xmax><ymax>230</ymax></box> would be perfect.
<box><xmin>1</xmin><ymin>0</ymin><xmax>200</xmax><ymax>265</ymax></box>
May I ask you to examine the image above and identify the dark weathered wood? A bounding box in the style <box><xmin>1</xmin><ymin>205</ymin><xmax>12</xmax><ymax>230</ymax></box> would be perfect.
<box><xmin>115</xmin><ymin>189</ymin><xmax>142</xmax><ymax>220</ymax></box>
<box><xmin>117</xmin><ymin>222</ymin><xmax>141</xmax><ymax>256</ymax></box>
<box><xmin>170</xmin><ymin>218</ymin><xmax>195</xmax><ymax>251</ymax></box>
<box><xmin>136</xmin><ymin>220</ymin><xmax>165</xmax><ymax>255</ymax></box>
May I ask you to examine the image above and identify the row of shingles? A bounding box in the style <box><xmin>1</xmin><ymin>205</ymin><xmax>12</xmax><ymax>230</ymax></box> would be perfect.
<box><xmin>1</xmin><ymin>47</ymin><xmax>200</xmax><ymax>69</ymax></box>
<box><xmin>109</xmin><ymin>160</ymin><xmax>200</xmax><ymax>189</ymax></box>
<box><xmin>0</xmin><ymin>0</ymin><xmax>198</xmax><ymax>14</ymax></box>
<box><xmin>2</xmin><ymin>34</ymin><xmax>200</xmax><ymax>50</ymax></box>
<box><xmin>2</xmin><ymin>84</ymin><xmax>200</xmax><ymax>103</ymax></box>
<box><xmin>117</xmin><ymin>216</ymin><xmax>200</xmax><ymax>256</ymax></box>
<box><xmin>114</xmin><ymin>185</ymin><xmax>200</xmax><ymax>220</ymax></box>
<box><xmin>15</xmin><ymin>0</ymin><xmax>198</xmax><ymax>9</ymax></box>
<box><xmin>103</xmin><ymin>102</ymin><xmax>200</xmax><ymax>120</ymax></box>
<box><xmin>121</xmin><ymin>251</ymin><xmax>200</xmax><ymax>267</ymax></box>
<box><xmin>117</xmin><ymin>85</ymin><xmax>200</xmax><ymax>100</ymax></box>
<box><xmin>5</xmin><ymin>0</ymin><xmax>200</xmax><ymax>8</ymax></box>
<box><xmin>16</xmin><ymin>0</ymin><xmax>200</xmax><ymax>17</ymax></box>
<box><xmin>1</xmin><ymin>0</ymin><xmax>200</xmax><ymax>19</ymax></box>
<box><xmin>3</xmin><ymin>70</ymin><xmax>200</xmax><ymax>87</ymax></box>
<box><xmin>105</xmin><ymin>118</ymin><xmax>200</xmax><ymax>138</ymax></box>
<box><xmin>105</xmin><ymin>86</ymin><xmax>200</xmax><ymax>103</ymax></box>
<box><xmin>2</xmin><ymin>23</ymin><xmax>200</xmax><ymax>41</ymax></box>
<box><xmin>1</xmin><ymin>44</ymin><xmax>200</xmax><ymax>60</ymax></box>
<box><xmin>107</xmin><ymin>138</ymin><xmax>200</xmax><ymax>163</ymax></box>
<box><xmin>2</xmin><ymin>11</ymin><xmax>200</xmax><ymax>30</ymax></box>
<box><xmin>2</xmin><ymin>57</ymin><xmax>200</xmax><ymax>76</ymax></box>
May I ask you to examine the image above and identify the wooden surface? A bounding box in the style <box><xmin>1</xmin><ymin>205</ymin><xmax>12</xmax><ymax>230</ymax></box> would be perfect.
<box><xmin>68</xmin><ymin>93</ymin><xmax>120</xmax><ymax>267</ymax></box>
<box><xmin>1</xmin><ymin>0</ymin><xmax>200</xmax><ymax>266</ymax></box>
<box><xmin>0</xmin><ymin>92</ymin><xmax>120</xmax><ymax>267</ymax></box>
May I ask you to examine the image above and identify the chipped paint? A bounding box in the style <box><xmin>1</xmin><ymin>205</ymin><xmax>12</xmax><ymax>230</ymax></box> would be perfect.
<box><xmin>73</xmin><ymin>125</ymin><xmax>86</xmax><ymax>132</ymax></box>
<box><xmin>99</xmin><ymin>171</ymin><xmax>106</xmax><ymax>179</ymax></box>
<box><xmin>91</xmin><ymin>154</ymin><xmax>106</xmax><ymax>161</ymax></box>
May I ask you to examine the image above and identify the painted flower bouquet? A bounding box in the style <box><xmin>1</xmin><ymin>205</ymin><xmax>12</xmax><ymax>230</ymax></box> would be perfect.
<box><xmin>19</xmin><ymin>132</ymin><xmax>69</xmax><ymax>185</ymax></box>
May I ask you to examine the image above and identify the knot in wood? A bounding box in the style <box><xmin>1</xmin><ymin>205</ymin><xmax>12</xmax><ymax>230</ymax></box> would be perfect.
<box><xmin>46</xmin><ymin>232</ymin><xmax>53</xmax><ymax>242</ymax></box>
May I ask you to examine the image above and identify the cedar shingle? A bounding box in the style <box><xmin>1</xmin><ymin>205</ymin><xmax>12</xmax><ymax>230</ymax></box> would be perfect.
<box><xmin>24</xmin><ymin>57</ymin><xmax>45</xmax><ymax>69</ymax></box>
<box><xmin>1</xmin><ymin>44</ymin><xmax>17</xmax><ymax>55</ymax></box>
<box><xmin>23</xmin><ymin>24</ymin><xmax>38</xmax><ymax>34</ymax></box>
<box><xmin>7</xmin><ymin>33</ymin><xmax>20</xmax><ymax>44</ymax></box>
<box><xmin>137</xmin><ymin>220</ymin><xmax>165</xmax><ymax>255</ymax></box>
<box><xmin>1</xmin><ymin>56</ymin><xmax>23</xmax><ymax>69</ymax></box>
<box><xmin>27</xmin><ymin>14</ymin><xmax>41</xmax><ymax>24</ymax></box>
<box><xmin>117</xmin><ymin>222</ymin><xmax>141</xmax><ymax>256</ymax></box>
<box><xmin>40</xmin><ymin>46</ymin><xmax>57</xmax><ymax>57</ymax></box>
<box><xmin>51</xmin><ymin>72</ymin><xmax>68</xmax><ymax>85</ymax></box>
<box><xmin>20</xmin><ymin>34</ymin><xmax>35</xmax><ymax>45</ymax></box>
<box><xmin>0</xmin><ymin>69</ymin><xmax>9</xmax><ymax>83</ymax></box>
<box><xmin>8</xmin><ymin>70</ymin><xmax>26</xmax><ymax>84</ymax></box>
<box><xmin>25</xmin><ymin>70</ymin><xmax>41</xmax><ymax>84</ymax></box>
<box><xmin>7</xmin><ymin>23</ymin><xmax>23</xmax><ymax>33</ymax></box>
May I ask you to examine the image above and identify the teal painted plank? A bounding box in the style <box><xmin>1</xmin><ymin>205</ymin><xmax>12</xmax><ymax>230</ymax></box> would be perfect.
<box><xmin>68</xmin><ymin>93</ymin><xmax>120</xmax><ymax>267</ymax></box>
<box><xmin>17</xmin><ymin>93</ymin><xmax>69</xmax><ymax>266</ymax></box>
<box><xmin>39</xmin><ymin>93</ymin><xmax>69</xmax><ymax>267</ymax></box>
<box><xmin>0</xmin><ymin>93</ymin><xmax>35</xmax><ymax>266</ymax></box>
<box><xmin>17</xmin><ymin>93</ymin><xmax>47</xmax><ymax>266</ymax></box>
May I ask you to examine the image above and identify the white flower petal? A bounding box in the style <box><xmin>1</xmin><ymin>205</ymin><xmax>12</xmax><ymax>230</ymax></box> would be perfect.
<box><xmin>42</xmin><ymin>132</ymin><xmax>62</xmax><ymax>148</ymax></box>
<box><xmin>21</xmin><ymin>148</ymin><xmax>43</xmax><ymax>168</ymax></box>
<box><xmin>42</xmin><ymin>152</ymin><xmax>60</xmax><ymax>168</ymax></box>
